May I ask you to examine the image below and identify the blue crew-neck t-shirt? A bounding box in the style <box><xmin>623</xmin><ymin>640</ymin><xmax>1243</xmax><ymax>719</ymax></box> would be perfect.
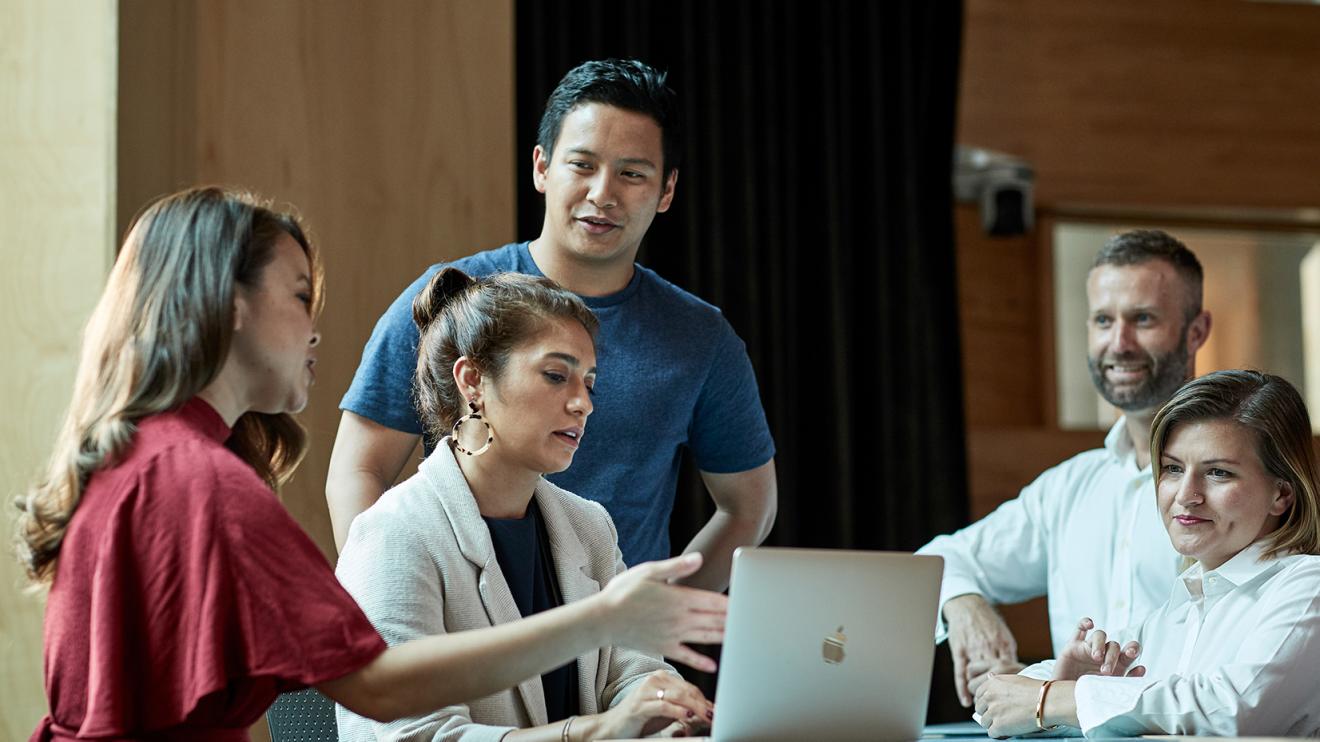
<box><xmin>340</xmin><ymin>242</ymin><xmax>775</xmax><ymax>566</ymax></box>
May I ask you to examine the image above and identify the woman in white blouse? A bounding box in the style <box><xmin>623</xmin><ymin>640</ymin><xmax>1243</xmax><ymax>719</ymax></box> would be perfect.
<box><xmin>975</xmin><ymin>369</ymin><xmax>1320</xmax><ymax>738</ymax></box>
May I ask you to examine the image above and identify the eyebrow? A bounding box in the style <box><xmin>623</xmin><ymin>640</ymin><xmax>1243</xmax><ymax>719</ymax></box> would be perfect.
<box><xmin>544</xmin><ymin>352</ymin><xmax>598</xmax><ymax>375</ymax></box>
<box><xmin>1161</xmin><ymin>454</ymin><xmax>1241</xmax><ymax>466</ymax></box>
<box><xmin>565</xmin><ymin>148</ymin><xmax>657</xmax><ymax>170</ymax></box>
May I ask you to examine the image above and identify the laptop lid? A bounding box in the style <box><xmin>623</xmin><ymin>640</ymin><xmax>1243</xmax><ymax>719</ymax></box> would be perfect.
<box><xmin>710</xmin><ymin>547</ymin><xmax>944</xmax><ymax>742</ymax></box>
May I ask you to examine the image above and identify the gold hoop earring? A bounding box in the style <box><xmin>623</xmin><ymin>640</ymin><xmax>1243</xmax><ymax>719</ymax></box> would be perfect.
<box><xmin>451</xmin><ymin>399</ymin><xmax>493</xmax><ymax>456</ymax></box>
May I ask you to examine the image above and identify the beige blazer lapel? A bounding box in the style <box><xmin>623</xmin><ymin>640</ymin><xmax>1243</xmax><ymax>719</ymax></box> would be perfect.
<box><xmin>422</xmin><ymin>441</ymin><xmax>549</xmax><ymax>726</ymax></box>
<box><xmin>535</xmin><ymin>480</ymin><xmax>605</xmax><ymax>713</ymax></box>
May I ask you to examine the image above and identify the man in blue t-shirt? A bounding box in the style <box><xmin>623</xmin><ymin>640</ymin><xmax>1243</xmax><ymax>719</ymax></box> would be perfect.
<box><xmin>327</xmin><ymin>59</ymin><xmax>776</xmax><ymax>590</ymax></box>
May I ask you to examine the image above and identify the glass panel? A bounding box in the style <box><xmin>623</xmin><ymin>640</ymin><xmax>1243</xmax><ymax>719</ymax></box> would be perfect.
<box><xmin>1053</xmin><ymin>222</ymin><xmax>1320</xmax><ymax>431</ymax></box>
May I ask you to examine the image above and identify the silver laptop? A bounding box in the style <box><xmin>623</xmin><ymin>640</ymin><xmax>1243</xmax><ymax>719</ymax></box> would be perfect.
<box><xmin>710</xmin><ymin>547</ymin><xmax>944</xmax><ymax>742</ymax></box>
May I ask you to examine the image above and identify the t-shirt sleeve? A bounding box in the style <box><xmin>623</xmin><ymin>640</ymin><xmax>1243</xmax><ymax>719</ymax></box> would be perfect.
<box><xmin>339</xmin><ymin>267</ymin><xmax>439</xmax><ymax>434</ymax></box>
<box><xmin>214</xmin><ymin>465</ymin><xmax>387</xmax><ymax>689</ymax></box>
<box><xmin>687</xmin><ymin>317</ymin><xmax>776</xmax><ymax>473</ymax></box>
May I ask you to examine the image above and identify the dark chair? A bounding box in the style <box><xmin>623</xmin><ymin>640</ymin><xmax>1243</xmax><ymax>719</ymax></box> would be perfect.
<box><xmin>266</xmin><ymin>687</ymin><xmax>339</xmax><ymax>742</ymax></box>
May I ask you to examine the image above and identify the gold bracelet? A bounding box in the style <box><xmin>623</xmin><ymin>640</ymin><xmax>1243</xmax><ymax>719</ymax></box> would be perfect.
<box><xmin>561</xmin><ymin>715</ymin><xmax>577</xmax><ymax>742</ymax></box>
<box><xmin>1035</xmin><ymin>679</ymin><xmax>1060</xmax><ymax>731</ymax></box>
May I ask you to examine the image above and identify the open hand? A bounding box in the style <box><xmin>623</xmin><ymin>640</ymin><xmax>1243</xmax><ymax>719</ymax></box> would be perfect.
<box><xmin>597</xmin><ymin>553</ymin><xmax>727</xmax><ymax>672</ymax></box>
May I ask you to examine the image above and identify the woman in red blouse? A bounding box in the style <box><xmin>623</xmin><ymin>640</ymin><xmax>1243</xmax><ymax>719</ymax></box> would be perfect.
<box><xmin>13</xmin><ymin>187</ymin><xmax>726</xmax><ymax>741</ymax></box>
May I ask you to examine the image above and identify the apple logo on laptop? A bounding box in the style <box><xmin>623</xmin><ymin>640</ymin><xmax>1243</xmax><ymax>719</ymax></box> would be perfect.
<box><xmin>822</xmin><ymin>626</ymin><xmax>847</xmax><ymax>664</ymax></box>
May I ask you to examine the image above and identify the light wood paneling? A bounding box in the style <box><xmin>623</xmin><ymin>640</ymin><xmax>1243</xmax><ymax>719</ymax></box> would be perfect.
<box><xmin>118</xmin><ymin>0</ymin><xmax>516</xmax><ymax>563</ymax></box>
<box><xmin>0</xmin><ymin>0</ymin><xmax>118</xmax><ymax>736</ymax></box>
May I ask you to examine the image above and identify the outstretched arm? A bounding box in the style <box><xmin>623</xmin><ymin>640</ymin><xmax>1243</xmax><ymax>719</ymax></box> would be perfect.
<box><xmin>321</xmin><ymin>554</ymin><xmax>727</xmax><ymax>722</ymax></box>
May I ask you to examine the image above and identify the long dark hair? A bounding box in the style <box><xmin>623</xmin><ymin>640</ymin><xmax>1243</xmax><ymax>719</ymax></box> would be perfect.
<box><xmin>14</xmin><ymin>186</ymin><xmax>324</xmax><ymax>583</ymax></box>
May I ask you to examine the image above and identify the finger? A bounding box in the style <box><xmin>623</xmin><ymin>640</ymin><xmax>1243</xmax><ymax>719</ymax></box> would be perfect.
<box><xmin>1127</xmin><ymin>664</ymin><xmax>1146</xmax><ymax>678</ymax></box>
<box><xmin>667</xmin><ymin>584</ymin><xmax>729</xmax><ymax>614</ymax></box>
<box><xmin>649</xmin><ymin>700</ymin><xmax>700</xmax><ymax>725</ymax></box>
<box><xmin>666</xmin><ymin>644</ymin><xmax>717</xmax><ymax>673</ymax></box>
<box><xmin>952</xmin><ymin>645</ymin><xmax>974</xmax><ymax>707</ymax></box>
<box><xmin>973</xmin><ymin>677</ymin><xmax>991</xmax><ymax>712</ymax></box>
<box><xmin>1073</xmin><ymin>616</ymin><xmax>1094</xmax><ymax>642</ymax></box>
<box><xmin>1089</xmin><ymin>629</ymin><xmax>1108</xmax><ymax>661</ymax></box>
<box><xmin>639</xmin><ymin>553</ymin><xmax>704</xmax><ymax>583</ymax></box>
<box><xmin>661</xmin><ymin>680</ymin><xmax>712</xmax><ymax>718</ymax></box>
<box><xmin>681</xmin><ymin>612</ymin><xmax>729</xmax><ymax>633</ymax></box>
<box><xmin>675</xmin><ymin>627</ymin><xmax>725</xmax><ymax>646</ymax></box>
<box><xmin>1113</xmin><ymin>641</ymin><xmax>1141</xmax><ymax>674</ymax></box>
<box><xmin>968</xmin><ymin>672</ymin><xmax>989</xmax><ymax>697</ymax></box>
<box><xmin>1100</xmin><ymin>641</ymin><xmax>1122</xmax><ymax>674</ymax></box>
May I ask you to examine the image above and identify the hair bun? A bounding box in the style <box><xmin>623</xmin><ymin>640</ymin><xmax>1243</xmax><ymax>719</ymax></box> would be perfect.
<box><xmin>413</xmin><ymin>267</ymin><xmax>475</xmax><ymax>330</ymax></box>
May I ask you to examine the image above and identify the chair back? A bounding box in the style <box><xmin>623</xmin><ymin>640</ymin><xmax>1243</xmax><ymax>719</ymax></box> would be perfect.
<box><xmin>266</xmin><ymin>687</ymin><xmax>339</xmax><ymax>742</ymax></box>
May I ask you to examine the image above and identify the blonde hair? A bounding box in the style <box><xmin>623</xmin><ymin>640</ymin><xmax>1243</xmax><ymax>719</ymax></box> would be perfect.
<box><xmin>1150</xmin><ymin>370</ymin><xmax>1320</xmax><ymax>560</ymax></box>
<box><xmin>14</xmin><ymin>186</ymin><xmax>324</xmax><ymax>583</ymax></box>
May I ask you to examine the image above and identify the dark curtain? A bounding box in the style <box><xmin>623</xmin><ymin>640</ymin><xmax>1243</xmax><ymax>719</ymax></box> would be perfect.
<box><xmin>516</xmin><ymin>0</ymin><xmax>969</xmax><ymax>557</ymax></box>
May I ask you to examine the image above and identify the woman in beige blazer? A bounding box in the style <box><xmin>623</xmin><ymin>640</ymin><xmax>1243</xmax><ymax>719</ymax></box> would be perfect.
<box><xmin>336</xmin><ymin>268</ymin><xmax>714</xmax><ymax>742</ymax></box>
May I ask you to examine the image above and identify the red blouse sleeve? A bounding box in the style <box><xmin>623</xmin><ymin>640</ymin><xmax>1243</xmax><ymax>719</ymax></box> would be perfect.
<box><xmin>211</xmin><ymin>459</ymin><xmax>387</xmax><ymax>688</ymax></box>
<box><xmin>105</xmin><ymin>443</ymin><xmax>386</xmax><ymax>723</ymax></box>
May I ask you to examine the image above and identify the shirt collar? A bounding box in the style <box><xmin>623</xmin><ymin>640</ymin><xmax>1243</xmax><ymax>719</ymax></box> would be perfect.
<box><xmin>517</xmin><ymin>241</ymin><xmax>644</xmax><ymax>309</ymax></box>
<box><xmin>179</xmin><ymin>397</ymin><xmax>232</xmax><ymax>443</ymax></box>
<box><xmin>1103</xmin><ymin>416</ymin><xmax>1145</xmax><ymax>472</ymax></box>
<box><xmin>1172</xmin><ymin>541</ymin><xmax>1277</xmax><ymax>606</ymax></box>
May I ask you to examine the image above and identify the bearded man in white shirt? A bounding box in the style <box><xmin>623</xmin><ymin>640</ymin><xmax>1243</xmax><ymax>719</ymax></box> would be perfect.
<box><xmin>918</xmin><ymin>229</ymin><xmax>1212</xmax><ymax>707</ymax></box>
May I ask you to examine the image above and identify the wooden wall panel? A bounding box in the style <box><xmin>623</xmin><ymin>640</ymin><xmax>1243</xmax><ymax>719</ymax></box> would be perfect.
<box><xmin>955</xmin><ymin>204</ymin><xmax>1046</xmax><ymax>428</ymax></box>
<box><xmin>118</xmin><ymin>0</ymin><xmax>517</xmax><ymax>563</ymax></box>
<box><xmin>959</xmin><ymin>0</ymin><xmax>1320</xmax><ymax>210</ymax></box>
<box><xmin>0</xmin><ymin>1</ymin><xmax>117</xmax><ymax>736</ymax></box>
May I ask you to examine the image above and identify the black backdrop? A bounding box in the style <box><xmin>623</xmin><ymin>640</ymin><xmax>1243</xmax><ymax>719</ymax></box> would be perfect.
<box><xmin>515</xmin><ymin>0</ymin><xmax>970</xmax><ymax>719</ymax></box>
<box><xmin>515</xmin><ymin>0</ymin><xmax>969</xmax><ymax>556</ymax></box>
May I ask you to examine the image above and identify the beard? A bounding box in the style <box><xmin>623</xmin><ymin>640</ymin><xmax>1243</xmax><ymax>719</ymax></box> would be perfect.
<box><xmin>1087</xmin><ymin>332</ymin><xmax>1191</xmax><ymax>412</ymax></box>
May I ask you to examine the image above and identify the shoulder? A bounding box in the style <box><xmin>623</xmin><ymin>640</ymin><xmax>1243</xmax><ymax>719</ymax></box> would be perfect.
<box><xmin>634</xmin><ymin>265</ymin><xmax>730</xmax><ymax>326</ymax></box>
<box><xmin>414</xmin><ymin>242</ymin><xmax>526</xmax><ymax>291</ymax></box>
<box><xmin>129</xmin><ymin>426</ymin><xmax>271</xmax><ymax>515</ymax></box>
<box><xmin>350</xmin><ymin>470</ymin><xmax>450</xmax><ymax>546</ymax></box>
<box><xmin>386</xmin><ymin>243</ymin><xmax>527</xmax><ymax>314</ymax></box>
<box><xmin>1028</xmin><ymin>446</ymin><xmax>1116</xmax><ymax>488</ymax></box>
<box><xmin>1269</xmin><ymin>553</ymin><xmax>1320</xmax><ymax>582</ymax></box>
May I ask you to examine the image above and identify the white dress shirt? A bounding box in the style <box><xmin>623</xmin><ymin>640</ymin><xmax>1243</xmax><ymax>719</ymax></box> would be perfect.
<box><xmin>1020</xmin><ymin>541</ymin><xmax>1320</xmax><ymax>737</ymax></box>
<box><xmin>918</xmin><ymin>418</ymin><xmax>1182</xmax><ymax>657</ymax></box>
